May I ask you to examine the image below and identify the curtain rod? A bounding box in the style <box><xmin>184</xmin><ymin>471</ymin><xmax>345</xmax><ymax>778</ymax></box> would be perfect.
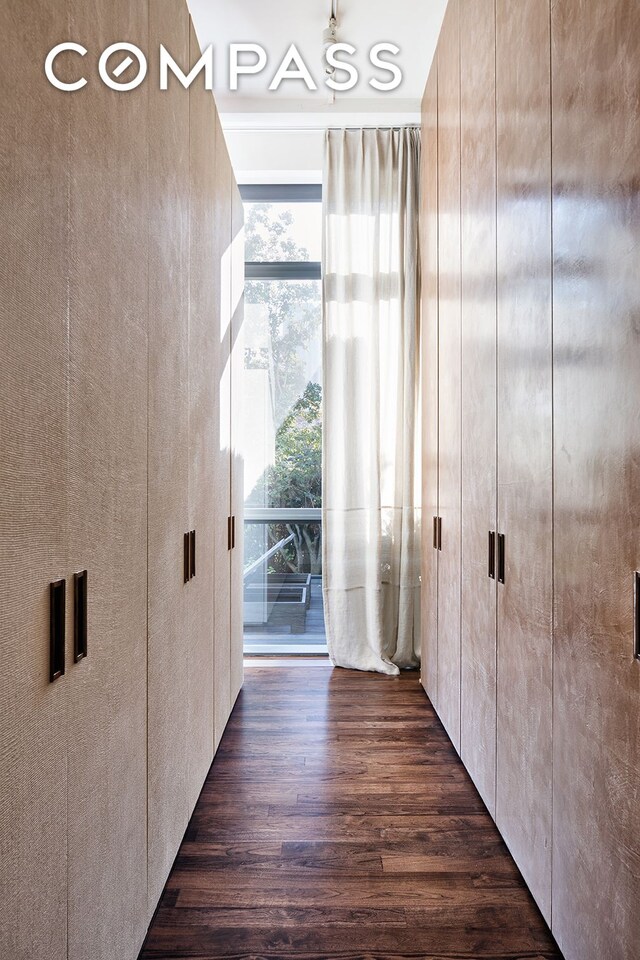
<box><xmin>226</xmin><ymin>124</ymin><xmax>421</xmax><ymax>133</ymax></box>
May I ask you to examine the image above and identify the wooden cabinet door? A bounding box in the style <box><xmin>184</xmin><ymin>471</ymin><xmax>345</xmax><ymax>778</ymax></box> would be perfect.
<box><xmin>0</xmin><ymin>4</ymin><xmax>69</xmax><ymax>957</ymax></box>
<box><xmin>495</xmin><ymin>0</ymin><xmax>553</xmax><ymax>923</ymax></box>
<box><xmin>66</xmin><ymin>2</ymin><xmax>149</xmax><ymax>957</ymax></box>
<box><xmin>436</xmin><ymin>0</ymin><xmax>462</xmax><ymax>750</ymax></box>
<box><xmin>213</xmin><ymin>124</ymin><xmax>233</xmax><ymax>749</ymax></box>
<box><xmin>459</xmin><ymin>0</ymin><xmax>498</xmax><ymax>815</ymax></box>
<box><xmin>230</xmin><ymin>184</ymin><xmax>245</xmax><ymax>708</ymax></box>
<box><xmin>186</xmin><ymin>20</ymin><xmax>216</xmax><ymax>810</ymax></box>
<box><xmin>551</xmin><ymin>0</ymin><xmax>640</xmax><ymax>956</ymax></box>
<box><xmin>420</xmin><ymin>63</ymin><xmax>439</xmax><ymax>707</ymax></box>
<box><xmin>147</xmin><ymin>0</ymin><xmax>191</xmax><ymax>914</ymax></box>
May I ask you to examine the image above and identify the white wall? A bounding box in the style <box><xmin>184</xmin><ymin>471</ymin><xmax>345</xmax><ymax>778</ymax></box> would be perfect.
<box><xmin>224</xmin><ymin>128</ymin><xmax>323</xmax><ymax>184</ymax></box>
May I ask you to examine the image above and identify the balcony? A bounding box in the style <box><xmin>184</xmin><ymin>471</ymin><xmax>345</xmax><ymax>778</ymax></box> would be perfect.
<box><xmin>243</xmin><ymin>508</ymin><xmax>326</xmax><ymax>655</ymax></box>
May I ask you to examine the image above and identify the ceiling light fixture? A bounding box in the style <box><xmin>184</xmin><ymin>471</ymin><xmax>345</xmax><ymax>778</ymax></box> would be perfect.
<box><xmin>323</xmin><ymin>1</ymin><xmax>338</xmax><ymax>103</ymax></box>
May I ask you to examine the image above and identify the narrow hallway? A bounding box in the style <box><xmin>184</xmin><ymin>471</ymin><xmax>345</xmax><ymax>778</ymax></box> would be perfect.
<box><xmin>140</xmin><ymin>664</ymin><xmax>561</xmax><ymax>959</ymax></box>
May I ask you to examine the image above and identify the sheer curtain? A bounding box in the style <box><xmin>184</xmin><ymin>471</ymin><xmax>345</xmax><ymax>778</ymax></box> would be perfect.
<box><xmin>322</xmin><ymin>127</ymin><xmax>421</xmax><ymax>675</ymax></box>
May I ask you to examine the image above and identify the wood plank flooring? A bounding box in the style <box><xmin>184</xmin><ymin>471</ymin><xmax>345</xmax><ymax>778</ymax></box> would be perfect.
<box><xmin>139</xmin><ymin>664</ymin><xmax>563</xmax><ymax>959</ymax></box>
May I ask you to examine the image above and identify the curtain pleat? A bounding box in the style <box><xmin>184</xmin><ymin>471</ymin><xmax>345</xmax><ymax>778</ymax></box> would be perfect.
<box><xmin>322</xmin><ymin>127</ymin><xmax>422</xmax><ymax>675</ymax></box>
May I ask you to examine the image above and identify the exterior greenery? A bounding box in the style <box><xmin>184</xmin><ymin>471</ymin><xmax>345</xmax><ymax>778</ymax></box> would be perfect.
<box><xmin>244</xmin><ymin>202</ymin><xmax>322</xmax><ymax>574</ymax></box>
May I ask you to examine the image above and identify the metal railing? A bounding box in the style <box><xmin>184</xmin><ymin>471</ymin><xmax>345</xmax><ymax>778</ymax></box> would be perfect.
<box><xmin>243</xmin><ymin>508</ymin><xmax>322</xmax><ymax>581</ymax></box>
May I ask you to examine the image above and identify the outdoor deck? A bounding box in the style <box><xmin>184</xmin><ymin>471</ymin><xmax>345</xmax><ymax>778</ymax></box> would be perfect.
<box><xmin>243</xmin><ymin>575</ymin><xmax>328</xmax><ymax>655</ymax></box>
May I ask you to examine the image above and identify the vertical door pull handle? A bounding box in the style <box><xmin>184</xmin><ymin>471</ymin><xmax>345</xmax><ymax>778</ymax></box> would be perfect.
<box><xmin>190</xmin><ymin>530</ymin><xmax>196</xmax><ymax>579</ymax></box>
<box><xmin>488</xmin><ymin>531</ymin><xmax>496</xmax><ymax>579</ymax></box>
<box><xmin>184</xmin><ymin>532</ymin><xmax>191</xmax><ymax>583</ymax></box>
<box><xmin>73</xmin><ymin>570</ymin><xmax>88</xmax><ymax>662</ymax></box>
<box><xmin>433</xmin><ymin>516</ymin><xmax>438</xmax><ymax>550</ymax></box>
<box><xmin>497</xmin><ymin>533</ymin><xmax>506</xmax><ymax>584</ymax></box>
<box><xmin>50</xmin><ymin>579</ymin><xmax>66</xmax><ymax>682</ymax></box>
<box><xmin>227</xmin><ymin>516</ymin><xmax>233</xmax><ymax>551</ymax></box>
<box><xmin>634</xmin><ymin>572</ymin><xmax>640</xmax><ymax>661</ymax></box>
<box><xmin>231</xmin><ymin>515</ymin><xmax>236</xmax><ymax>550</ymax></box>
<box><xmin>437</xmin><ymin>516</ymin><xmax>442</xmax><ymax>551</ymax></box>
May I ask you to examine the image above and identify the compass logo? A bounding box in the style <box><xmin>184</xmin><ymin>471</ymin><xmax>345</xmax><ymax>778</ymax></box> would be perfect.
<box><xmin>44</xmin><ymin>42</ymin><xmax>403</xmax><ymax>93</ymax></box>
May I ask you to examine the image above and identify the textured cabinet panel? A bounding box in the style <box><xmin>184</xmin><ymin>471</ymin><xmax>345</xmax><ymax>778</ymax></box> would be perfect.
<box><xmin>213</xmin><ymin>117</ymin><xmax>233</xmax><ymax>749</ymax></box>
<box><xmin>230</xmin><ymin>184</ymin><xmax>245</xmax><ymax>708</ymax></box>
<box><xmin>436</xmin><ymin>0</ymin><xmax>462</xmax><ymax>750</ymax></box>
<box><xmin>459</xmin><ymin>0</ymin><xmax>498</xmax><ymax>816</ymax></box>
<box><xmin>420</xmin><ymin>64</ymin><xmax>439</xmax><ymax>706</ymax></box>
<box><xmin>66</xmin><ymin>2</ymin><xmax>149</xmax><ymax>958</ymax></box>
<box><xmin>551</xmin><ymin>0</ymin><xmax>640</xmax><ymax>956</ymax></box>
<box><xmin>495</xmin><ymin>0</ymin><xmax>553</xmax><ymax>923</ymax></box>
<box><xmin>0</xmin><ymin>5</ymin><xmax>69</xmax><ymax>958</ymax></box>
<box><xmin>187</xmin><ymin>19</ymin><xmax>216</xmax><ymax>808</ymax></box>
<box><xmin>147</xmin><ymin>0</ymin><xmax>191</xmax><ymax>914</ymax></box>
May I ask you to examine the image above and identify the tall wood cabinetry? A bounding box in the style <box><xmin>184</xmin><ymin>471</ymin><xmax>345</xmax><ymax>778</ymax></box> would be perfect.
<box><xmin>0</xmin><ymin>1</ymin><xmax>244</xmax><ymax>958</ymax></box>
<box><xmin>423</xmin><ymin>3</ymin><xmax>552</xmax><ymax>915</ymax></box>
<box><xmin>0</xmin><ymin>4</ymin><xmax>70</xmax><ymax>957</ymax></box>
<box><xmin>66</xmin><ymin>0</ymin><xmax>150</xmax><ymax>955</ymax></box>
<box><xmin>147</xmin><ymin>0</ymin><xmax>192</xmax><ymax>914</ymax></box>
<box><xmin>185</xmin><ymin>18</ymin><xmax>217</xmax><ymax>817</ymax></box>
<box><xmin>422</xmin><ymin>0</ymin><xmax>640</xmax><ymax>955</ymax></box>
<box><xmin>211</xmin><ymin>117</ymin><xmax>245</xmax><ymax>751</ymax></box>
<box><xmin>419</xmin><ymin>65</ymin><xmax>439</xmax><ymax>708</ymax></box>
<box><xmin>551</xmin><ymin>1</ymin><xmax>640</xmax><ymax>957</ymax></box>
<box><xmin>459</xmin><ymin>0</ymin><xmax>498</xmax><ymax>817</ymax></box>
<box><xmin>495</xmin><ymin>0</ymin><xmax>553</xmax><ymax>920</ymax></box>
<box><xmin>230</xmin><ymin>187</ymin><xmax>245</xmax><ymax>707</ymax></box>
<box><xmin>434</xmin><ymin>3</ymin><xmax>463</xmax><ymax>750</ymax></box>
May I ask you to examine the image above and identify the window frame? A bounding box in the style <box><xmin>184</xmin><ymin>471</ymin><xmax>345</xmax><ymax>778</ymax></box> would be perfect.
<box><xmin>240</xmin><ymin>183</ymin><xmax>322</xmax><ymax>281</ymax></box>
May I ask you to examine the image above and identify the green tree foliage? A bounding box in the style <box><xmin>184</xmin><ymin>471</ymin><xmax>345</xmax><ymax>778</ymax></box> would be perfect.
<box><xmin>244</xmin><ymin>203</ymin><xmax>323</xmax><ymax>574</ymax></box>
<box><xmin>266</xmin><ymin>381</ymin><xmax>322</xmax><ymax>574</ymax></box>
<box><xmin>268</xmin><ymin>382</ymin><xmax>322</xmax><ymax>509</ymax></box>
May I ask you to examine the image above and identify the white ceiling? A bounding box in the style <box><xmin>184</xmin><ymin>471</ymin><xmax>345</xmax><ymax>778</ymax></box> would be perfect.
<box><xmin>187</xmin><ymin>0</ymin><xmax>448</xmax><ymax>123</ymax></box>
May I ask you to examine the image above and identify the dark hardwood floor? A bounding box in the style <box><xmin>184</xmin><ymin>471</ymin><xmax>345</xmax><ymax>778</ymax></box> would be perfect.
<box><xmin>139</xmin><ymin>663</ymin><xmax>563</xmax><ymax>959</ymax></box>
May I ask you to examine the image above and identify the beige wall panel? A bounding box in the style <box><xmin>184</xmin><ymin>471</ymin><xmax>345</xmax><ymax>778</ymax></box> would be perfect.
<box><xmin>147</xmin><ymin>0</ymin><xmax>191</xmax><ymax>914</ymax></box>
<box><xmin>460</xmin><ymin>0</ymin><xmax>498</xmax><ymax>816</ymax></box>
<box><xmin>551</xmin><ymin>0</ymin><xmax>640</xmax><ymax>956</ymax></box>
<box><xmin>187</xmin><ymin>19</ymin><xmax>216</xmax><ymax>808</ymax></box>
<box><xmin>495</xmin><ymin>0</ymin><xmax>553</xmax><ymax>923</ymax></box>
<box><xmin>213</xmin><ymin>114</ymin><xmax>233</xmax><ymax>748</ymax></box>
<box><xmin>230</xmin><ymin>183</ymin><xmax>245</xmax><ymax>708</ymax></box>
<box><xmin>0</xmin><ymin>4</ymin><xmax>69</xmax><ymax>958</ymax></box>
<box><xmin>420</xmin><ymin>63</ymin><xmax>439</xmax><ymax>706</ymax></box>
<box><xmin>66</xmin><ymin>3</ymin><xmax>149</xmax><ymax>958</ymax></box>
<box><xmin>436</xmin><ymin>0</ymin><xmax>462</xmax><ymax>750</ymax></box>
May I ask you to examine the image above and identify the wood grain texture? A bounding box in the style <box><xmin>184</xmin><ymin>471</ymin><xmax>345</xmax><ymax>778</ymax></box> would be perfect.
<box><xmin>66</xmin><ymin>2</ymin><xmax>149</xmax><ymax>958</ymax></box>
<box><xmin>139</xmin><ymin>665</ymin><xmax>561</xmax><ymax>959</ymax></box>
<box><xmin>551</xmin><ymin>0</ymin><xmax>640</xmax><ymax>956</ymax></box>
<box><xmin>436</xmin><ymin>0</ymin><xmax>462</xmax><ymax>750</ymax></box>
<box><xmin>187</xmin><ymin>18</ymin><xmax>216</xmax><ymax>811</ymax></box>
<box><xmin>230</xmin><ymin>183</ymin><xmax>245</xmax><ymax>708</ymax></box>
<box><xmin>495</xmin><ymin>0</ymin><xmax>553</xmax><ymax>922</ymax></box>
<box><xmin>213</xmin><ymin>119</ymin><xmax>233</xmax><ymax>750</ymax></box>
<box><xmin>420</xmin><ymin>63</ymin><xmax>439</xmax><ymax>707</ymax></box>
<box><xmin>147</xmin><ymin>0</ymin><xmax>192</xmax><ymax>915</ymax></box>
<box><xmin>459</xmin><ymin>0</ymin><xmax>498</xmax><ymax>816</ymax></box>
<box><xmin>0</xmin><ymin>4</ymin><xmax>70</xmax><ymax>957</ymax></box>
